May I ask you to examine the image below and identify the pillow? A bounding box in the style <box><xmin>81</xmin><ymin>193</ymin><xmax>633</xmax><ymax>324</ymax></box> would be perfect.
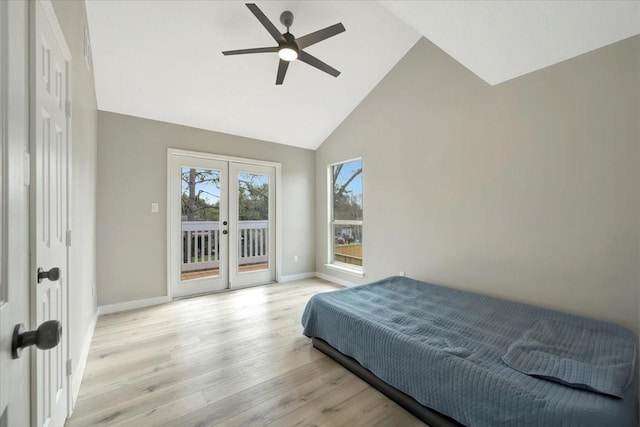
<box><xmin>502</xmin><ymin>319</ymin><xmax>636</xmax><ymax>398</ymax></box>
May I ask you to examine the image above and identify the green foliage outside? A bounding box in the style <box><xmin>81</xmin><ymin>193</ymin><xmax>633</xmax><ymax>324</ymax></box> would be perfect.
<box><xmin>181</xmin><ymin>168</ymin><xmax>220</xmax><ymax>221</ymax></box>
<box><xmin>332</xmin><ymin>162</ymin><xmax>363</xmax><ymax>221</ymax></box>
<box><xmin>237</xmin><ymin>173</ymin><xmax>269</xmax><ymax>221</ymax></box>
<box><xmin>332</xmin><ymin>161</ymin><xmax>363</xmax><ymax>245</ymax></box>
<box><xmin>181</xmin><ymin>168</ymin><xmax>268</xmax><ymax>222</ymax></box>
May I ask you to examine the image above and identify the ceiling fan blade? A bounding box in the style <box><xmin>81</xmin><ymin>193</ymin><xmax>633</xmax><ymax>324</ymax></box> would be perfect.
<box><xmin>246</xmin><ymin>3</ymin><xmax>285</xmax><ymax>43</ymax></box>
<box><xmin>222</xmin><ymin>46</ymin><xmax>278</xmax><ymax>55</ymax></box>
<box><xmin>296</xmin><ymin>23</ymin><xmax>346</xmax><ymax>49</ymax></box>
<box><xmin>298</xmin><ymin>51</ymin><xmax>340</xmax><ymax>78</ymax></box>
<box><xmin>276</xmin><ymin>59</ymin><xmax>289</xmax><ymax>85</ymax></box>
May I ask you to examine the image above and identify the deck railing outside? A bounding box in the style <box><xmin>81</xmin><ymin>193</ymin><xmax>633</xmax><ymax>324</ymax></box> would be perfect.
<box><xmin>182</xmin><ymin>220</ymin><xmax>268</xmax><ymax>272</ymax></box>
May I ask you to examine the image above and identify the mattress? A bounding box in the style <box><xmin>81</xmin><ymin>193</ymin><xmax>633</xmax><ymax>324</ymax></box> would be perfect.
<box><xmin>301</xmin><ymin>276</ymin><xmax>638</xmax><ymax>427</ymax></box>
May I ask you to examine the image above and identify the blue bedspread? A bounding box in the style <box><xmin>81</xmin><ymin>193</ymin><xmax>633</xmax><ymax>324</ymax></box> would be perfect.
<box><xmin>502</xmin><ymin>319</ymin><xmax>636</xmax><ymax>399</ymax></box>
<box><xmin>301</xmin><ymin>276</ymin><xmax>638</xmax><ymax>426</ymax></box>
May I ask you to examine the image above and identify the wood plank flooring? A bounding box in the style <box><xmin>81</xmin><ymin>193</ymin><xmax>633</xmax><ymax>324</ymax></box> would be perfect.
<box><xmin>181</xmin><ymin>263</ymin><xmax>269</xmax><ymax>281</ymax></box>
<box><xmin>66</xmin><ymin>278</ymin><xmax>424</xmax><ymax>427</ymax></box>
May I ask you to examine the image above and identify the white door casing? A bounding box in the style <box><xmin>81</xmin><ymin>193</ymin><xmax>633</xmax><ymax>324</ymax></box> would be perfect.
<box><xmin>1</xmin><ymin>2</ymin><xmax>8</xmax><ymax>420</ymax></box>
<box><xmin>0</xmin><ymin>1</ymin><xmax>33</xmax><ymax>425</ymax></box>
<box><xmin>31</xmin><ymin>1</ymin><xmax>71</xmax><ymax>426</ymax></box>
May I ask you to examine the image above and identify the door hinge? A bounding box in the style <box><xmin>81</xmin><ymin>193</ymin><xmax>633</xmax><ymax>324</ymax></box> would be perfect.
<box><xmin>24</xmin><ymin>152</ymin><xmax>31</xmax><ymax>186</ymax></box>
<box><xmin>66</xmin><ymin>230</ymin><xmax>71</xmax><ymax>247</ymax></box>
<box><xmin>66</xmin><ymin>101</ymin><xmax>72</xmax><ymax>118</ymax></box>
<box><xmin>66</xmin><ymin>359</ymin><xmax>72</xmax><ymax>376</ymax></box>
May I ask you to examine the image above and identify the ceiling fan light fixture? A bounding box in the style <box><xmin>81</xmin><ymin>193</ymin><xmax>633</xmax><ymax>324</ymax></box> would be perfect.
<box><xmin>278</xmin><ymin>46</ymin><xmax>298</xmax><ymax>61</ymax></box>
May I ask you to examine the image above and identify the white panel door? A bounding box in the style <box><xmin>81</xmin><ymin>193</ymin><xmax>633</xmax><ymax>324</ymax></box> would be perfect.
<box><xmin>33</xmin><ymin>1</ymin><xmax>70</xmax><ymax>426</ymax></box>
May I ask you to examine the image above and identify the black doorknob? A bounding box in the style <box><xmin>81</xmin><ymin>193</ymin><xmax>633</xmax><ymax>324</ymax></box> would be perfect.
<box><xmin>222</xmin><ymin>221</ymin><xmax>228</xmax><ymax>226</ymax></box>
<box><xmin>12</xmin><ymin>320</ymin><xmax>61</xmax><ymax>359</ymax></box>
<box><xmin>37</xmin><ymin>267</ymin><xmax>60</xmax><ymax>283</ymax></box>
<box><xmin>222</xmin><ymin>230</ymin><xmax>228</xmax><ymax>235</ymax></box>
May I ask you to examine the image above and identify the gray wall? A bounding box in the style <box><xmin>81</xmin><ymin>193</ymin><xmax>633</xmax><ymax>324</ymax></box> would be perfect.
<box><xmin>51</xmin><ymin>0</ymin><xmax>98</xmax><ymax>396</ymax></box>
<box><xmin>97</xmin><ymin>112</ymin><xmax>315</xmax><ymax>306</ymax></box>
<box><xmin>316</xmin><ymin>36</ymin><xmax>640</xmax><ymax>333</ymax></box>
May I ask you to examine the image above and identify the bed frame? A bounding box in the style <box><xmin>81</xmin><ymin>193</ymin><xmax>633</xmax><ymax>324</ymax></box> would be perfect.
<box><xmin>311</xmin><ymin>337</ymin><xmax>462</xmax><ymax>427</ymax></box>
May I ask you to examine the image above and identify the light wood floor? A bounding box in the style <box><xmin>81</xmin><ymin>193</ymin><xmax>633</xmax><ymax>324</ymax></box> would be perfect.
<box><xmin>181</xmin><ymin>263</ymin><xmax>269</xmax><ymax>281</ymax></box>
<box><xmin>66</xmin><ymin>278</ymin><xmax>424</xmax><ymax>426</ymax></box>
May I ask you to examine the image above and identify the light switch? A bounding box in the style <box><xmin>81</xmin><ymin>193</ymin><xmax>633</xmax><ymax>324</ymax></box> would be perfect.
<box><xmin>151</xmin><ymin>202</ymin><xmax>159</xmax><ymax>213</ymax></box>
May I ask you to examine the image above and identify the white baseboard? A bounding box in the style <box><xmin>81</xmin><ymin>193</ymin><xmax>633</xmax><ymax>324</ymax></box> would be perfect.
<box><xmin>98</xmin><ymin>295</ymin><xmax>170</xmax><ymax>315</ymax></box>
<box><xmin>279</xmin><ymin>272</ymin><xmax>316</xmax><ymax>282</ymax></box>
<box><xmin>70</xmin><ymin>310</ymin><xmax>98</xmax><ymax>411</ymax></box>
<box><xmin>314</xmin><ymin>272</ymin><xmax>354</xmax><ymax>288</ymax></box>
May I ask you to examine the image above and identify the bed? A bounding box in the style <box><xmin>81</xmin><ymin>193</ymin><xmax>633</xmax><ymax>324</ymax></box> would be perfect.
<box><xmin>301</xmin><ymin>276</ymin><xmax>638</xmax><ymax>426</ymax></box>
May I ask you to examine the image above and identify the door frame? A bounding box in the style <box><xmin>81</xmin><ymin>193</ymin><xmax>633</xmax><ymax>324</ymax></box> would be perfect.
<box><xmin>166</xmin><ymin>148</ymin><xmax>282</xmax><ymax>299</ymax></box>
<box><xmin>29</xmin><ymin>0</ymin><xmax>72</xmax><ymax>424</ymax></box>
<box><xmin>0</xmin><ymin>1</ymin><xmax>32</xmax><ymax>424</ymax></box>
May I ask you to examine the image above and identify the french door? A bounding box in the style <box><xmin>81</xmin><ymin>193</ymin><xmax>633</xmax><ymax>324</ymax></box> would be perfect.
<box><xmin>229</xmin><ymin>162</ymin><xmax>276</xmax><ymax>288</ymax></box>
<box><xmin>168</xmin><ymin>150</ymin><xmax>277</xmax><ymax>298</ymax></box>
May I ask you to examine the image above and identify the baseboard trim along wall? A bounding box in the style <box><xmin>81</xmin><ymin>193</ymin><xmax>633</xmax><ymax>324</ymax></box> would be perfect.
<box><xmin>98</xmin><ymin>295</ymin><xmax>171</xmax><ymax>315</ymax></box>
<box><xmin>314</xmin><ymin>272</ymin><xmax>354</xmax><ymax>288</ymax></box>
<box><xmin>71</xmin><ymin>310</ymin><xmax>98</xmax><ymax>410</ymax></box>
<box><xmin>97</xmin><ymin>274</ymin><xmax>348</xmax><ymax>316</ymax></box>
<box><xmin>279</xmin><ymin>272</ymin><xmax>316</xmax><ymax>282</ymax></box>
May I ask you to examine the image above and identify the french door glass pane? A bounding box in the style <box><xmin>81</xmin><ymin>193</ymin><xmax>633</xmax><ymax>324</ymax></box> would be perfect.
<box><xmin>237</xmin><ymin>172</ymin><xmax>269</xmax><ymax>273</ymax></box>
<box><xmin>181</xmin><ymin>167</ymin><xmax>221</xmax><ymax>281</ymax></box>
<box><xmin>333</xmin><ymin>224</ymin><xmax>362</xmax><ymax>267</ymax></box>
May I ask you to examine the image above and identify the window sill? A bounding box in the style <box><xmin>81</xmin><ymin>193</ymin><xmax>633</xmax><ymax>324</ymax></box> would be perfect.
<box><xmin>324</xmin><ymin>263</ymin><xmax>365</xmax><ymax>278</ymax></box>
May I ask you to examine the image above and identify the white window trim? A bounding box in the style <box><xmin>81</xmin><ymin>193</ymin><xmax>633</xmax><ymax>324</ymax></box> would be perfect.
<box><xmin>327</xmin><ymin>158</ymin><xmax>363</xmax><ymax>273</ymax></box>
<box><xmin>324</xmin><ymin>263</ymin><xmax>365</xmax><ymax>277</ymax></box>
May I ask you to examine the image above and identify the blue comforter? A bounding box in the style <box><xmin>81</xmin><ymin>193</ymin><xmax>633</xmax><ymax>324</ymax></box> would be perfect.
<box><xmin>301</xmin><ymin>276</ymin><xmax>638</xmax><ymax>426</ymax></box>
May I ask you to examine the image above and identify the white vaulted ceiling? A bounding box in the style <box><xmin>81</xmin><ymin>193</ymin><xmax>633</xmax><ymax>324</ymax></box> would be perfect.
<box><xmin>85</xmin><ymin>1</ymin><xmax>640</xmax><ymax>150</ymax></box>
<box><xmin>381</xmin><ymin>1</ymin><xmax>640</xmax><ymax>86</ymax></box>
<box><xmin>85</xmin><ymin>1</ymin><xmax>421</xmax><ymax>150</ymax></box>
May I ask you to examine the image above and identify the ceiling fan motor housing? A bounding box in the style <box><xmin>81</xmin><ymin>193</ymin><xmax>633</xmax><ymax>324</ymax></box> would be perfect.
<box><xmin>280</xmin><ymin>11</ymin><xmax>294</xmax><ymax>29</ymax></box>
<box><xmin>280</xmin><ymin>32</ymin><xmax>299</xmax><ymax>54</ymax></box>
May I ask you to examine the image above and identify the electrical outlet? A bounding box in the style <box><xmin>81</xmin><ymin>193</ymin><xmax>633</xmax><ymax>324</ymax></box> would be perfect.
<box><xmin>151</xmin><ymin>202</ymin><xmax>159</xmax><ymax>213</ymax></box>
<box><xmin>293</xmin><ymin>255</ymin><xmax>299</xmax><ymax>263</ymax></box>
<box><xmin>399</xmin><ymin>271</ymin><xmax>405</xmax><ymax>277</ymax></box>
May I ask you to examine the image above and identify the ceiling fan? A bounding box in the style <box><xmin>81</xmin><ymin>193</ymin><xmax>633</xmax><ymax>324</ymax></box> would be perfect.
<box><xmin>222</xmin><ymin>3</ymin><xmax>346</xmax><ymax>85</ymax></box>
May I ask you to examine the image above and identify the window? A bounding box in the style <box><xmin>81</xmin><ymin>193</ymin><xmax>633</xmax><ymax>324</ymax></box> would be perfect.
<box><xmin>328</xmin><ymin>158</ymin><xmax>363</xmax><ymax>273</ymax></box>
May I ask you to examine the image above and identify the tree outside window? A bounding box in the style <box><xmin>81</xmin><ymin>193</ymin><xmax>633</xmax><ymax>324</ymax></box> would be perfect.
<box><xmin>330</xmin><ymin>159</ymin><xmax>363</xmax><ymax>269</ymax></box>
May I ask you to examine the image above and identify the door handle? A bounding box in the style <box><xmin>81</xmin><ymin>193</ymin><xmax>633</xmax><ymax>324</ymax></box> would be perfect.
<box><xmin>11</xmin><ymin>320</ymin><xmax>61</xmax><ymax>359</ymax></box>
<box><xmin>37</xmin><ymin>267</ymin><xmax>60</xmax><ymax>283</ymax></box>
